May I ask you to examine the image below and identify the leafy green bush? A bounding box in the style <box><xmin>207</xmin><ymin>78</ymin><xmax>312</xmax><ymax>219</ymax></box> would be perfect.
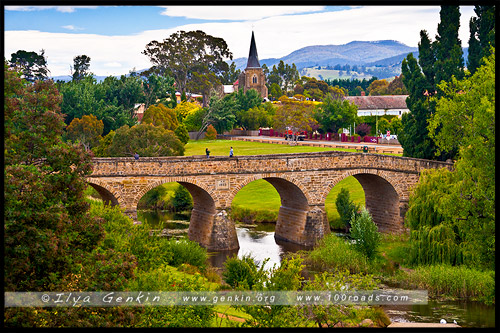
<box><xmin>128</xmin><ymin>267</ymin><xmax>215</xmax><ymax>327</ymax></box>
<box><xmin>167</xmin><ymin>239</ymin><xmax>207</xmax><ymax>270</ymax></box>
<box><xmin>222</xmin><ymin>255</ymin><xmax>267</xmax><ymax>289</ymax></box>
<box><xmin>172</xmin><ymin>185</ymin><xmax>193</xmax><ymax>212</ymax></box>
<box><xmin>349</xmin><ymin>208</ymin><xmax>381</xmax><ymax>259</ymax></box>
<box><xmin>335</xmin><ymin>188</ymin><xmax>360</xmax><ymax>230</ymax></box>
<box><xmin>305</xmin><ymin>234</ymin><xmax>369</xmax><ymax>274</ymax></box>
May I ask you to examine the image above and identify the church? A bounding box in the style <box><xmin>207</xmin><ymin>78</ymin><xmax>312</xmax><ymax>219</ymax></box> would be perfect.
<box><xmin>223</xmin><ymin>31</ymin><xmax>268</xmax><ymax>100</ymax></box>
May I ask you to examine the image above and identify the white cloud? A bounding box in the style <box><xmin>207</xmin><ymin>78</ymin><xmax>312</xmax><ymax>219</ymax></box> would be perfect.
<box><xmin>4</xmin><ymin>6</ymin><xmax>475</xmax><ymax>77</ymax></box>
<box><xmin>62</xmin><ymin>25</ymin><xmax>84</xmax><ymax>31</ymax></box>
<box><xmin>160</xmin><ymin>6</ymin><xmax>327</xmax><ymax>21</ymax></box>
<box><xmin>5</xmin><ymin>6</ymin><xmax>98</xmax><ymax>13</ymax></box>
<box><xmin>104</xmin><ymin>62</ymin><xmax>123</xmax><ymax>68</ymax></box>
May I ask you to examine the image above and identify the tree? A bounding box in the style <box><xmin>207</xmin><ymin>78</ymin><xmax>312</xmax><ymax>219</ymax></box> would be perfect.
<box><xmin>66</xmin><ymin>114</ymin><xmax>104</xmax><ymax>150</ymax></box>
<box><xmin>9</xmin><ymin>49</ymin><xmax>50</xmax><ymax>82</ymax></box>
<box><xmin>314</xmin><ymin>93</ymin><xmax>358</xmax><ymax>134</ymax></box>
<box><xmin>172</xmin><ymin>185</ymin><xmax>193</xmax><ymax>212</ymax></box>
<box><xmin>389</xmin><ymin>117</ymin><xmax>402</xmax><ymax>136</ymax></box>
<box><xmin>434</xmin><ymin>6</ymin><xmax>464</xmax><ymax>85</ymax></box>
<box><xmin>221</xmin><ymin>61</ymin><xmax>241</xmax><ymax>84</ymax></box>
<box><xmin>107</xmin><ymin>124</ymin><xmax>185</xmax><ymax>157</ymax></box>
<box><xmin>399</xmin><ymin>53</ymin><xmax>438</xmax><ymax>159</ymax></box>
<box><xmin>4</xmin><ymin>62</ymin><xmax>104</xmax><ymax>291</ymax></box>
<box><xmin>71</xmin><ymin>55</ymin><xmax>91</xmax><ymax>82</ymax></box>
<box><xmin>406</xmin><ymin>50</ymin><xmax>495</xmax><ymax>270</ymax></box>
<box><xmin>399</xmin><ymin>6</ymin><xmax>464</xmax><ymax>161</ymax></box>
<box><xmin>205</xmin><ymin>124</ymin><xmax>217</xmax><ymax>140</ymax></box>
<box><xmin>141</xmin><ymin>103</ymin><xmax>179</xmax><ymax>131</ymax></box>
<box><xmin>174</xmin><ymin>123</ymin><xmax>190</xmax><ymax>144</ymax></box>
<box><xmin>236</xmin><ymin>88</ymin><xmax>262</xmax><ymax>112</ymax></box>
<box><xmin>386</xmin><ymin>75</ymin><xmax>408</xmax><ymax>95</ymax></box>
<box><xmin>206</xmin><ymin>93</ymin><xmax>238</xmax><ymax>134</ymax></box>
<box><xmin>143</xmin><ymin>30</ymin><xmax>232</xmax><ymax>107</ymax></box>
<box><xmin>142</xmin><ymin>74</ymin><xmax>176</xmax><ymax>110</ymax></box>
<box><xmin>335</xmin><ymin>188</ymin><xmax>360</xmax><ymax>230</ymax></box>
<box><xmin>175</xmin><ymin>101</ymin><xmax>202</xmax><ymax>122</ymax></box>
<box><xmin>367</xmin><ymin>79</ymin><xmax>389</xmax><ymax>95</ymax></box>
<box><xmin>349</xmin><ymin>208</ymin><xmax>381</xmax><ymax>259</ymax></box>
<box><xmin>92</xmin><ymin>130</ymin><xmax>116</xmax><ymax>157</ymax></box>
<box><xmin>266</xmin><ymin>60</ymin><xmax>300</xmax><ymax>95</ymax></box>
<box><xmin>273</xmin><ymin>98</ymin><xmax>317</xmax><ymax>144</ymax></box>
<box><xmin>467</xmin><ymin>5</ymin><xmax>496</xmax><ymax>74</ymax></box>
<box><xmin>238</xmin><ymin>103</ymin><xmax>276</xmax><ymax>130</ymax></box>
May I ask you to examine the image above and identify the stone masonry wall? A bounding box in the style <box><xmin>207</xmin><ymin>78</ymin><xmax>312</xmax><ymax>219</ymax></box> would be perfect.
<box><xmin>87</xmin><ymin>152</ymin><xmax>453</xmax><ymax>249</ymax></box>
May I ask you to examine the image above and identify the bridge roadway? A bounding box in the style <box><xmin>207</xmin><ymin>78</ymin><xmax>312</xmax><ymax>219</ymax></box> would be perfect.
<box><xmin>87</xmin><ymin>151</ymin><xmax>452</xmax><ymax>251</ymax></box>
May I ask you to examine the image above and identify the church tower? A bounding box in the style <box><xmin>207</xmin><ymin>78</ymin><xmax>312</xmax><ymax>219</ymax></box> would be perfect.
<box><xmin>238</xmin><ymin>31</ymin><xmax>268</xmax><ymax>99</ymax></box>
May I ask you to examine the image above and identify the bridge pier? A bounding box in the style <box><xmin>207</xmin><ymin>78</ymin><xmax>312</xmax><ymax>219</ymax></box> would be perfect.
<box><xmin>275</xmin><ymin>204</ymin><xmax>330</xmax><ymax>247</ymax></box>
<box><xmin>123</xmin><ymin>209</ymin><xmax>138</xmax><ymax>222</ymax></box>
<box><xmin>188</xmin><ymin>208</ymin><xmax>239</xmax><ymax>251</ymax></box>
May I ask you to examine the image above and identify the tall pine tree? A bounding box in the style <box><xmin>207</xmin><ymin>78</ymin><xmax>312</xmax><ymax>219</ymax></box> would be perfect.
<box><xmin>434</xmin><ymin>6</ymin><xmax>464</xmax><ymax>85</ymax></box>
<box><xmin>467</xmin><ymin>5</ymin><xmax>496</xmax><ymax>74</ymax></box>
<box><xmin>400</xmin><ymin>5</ymin><xmax>464</xmax><ymax>160</ymax></box>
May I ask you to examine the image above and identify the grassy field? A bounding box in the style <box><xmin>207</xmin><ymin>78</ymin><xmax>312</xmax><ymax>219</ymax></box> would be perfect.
<box><xmin>184</xmin><ymin>139</ymin><xmax>358</xmax><ymax>156</ymax></box>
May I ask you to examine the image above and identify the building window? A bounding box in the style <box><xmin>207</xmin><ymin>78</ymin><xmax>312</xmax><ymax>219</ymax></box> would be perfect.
<box><xmin>252</xmin><ymin>75</ymin><xmax>257</xmax><ymax>84</ymax></box>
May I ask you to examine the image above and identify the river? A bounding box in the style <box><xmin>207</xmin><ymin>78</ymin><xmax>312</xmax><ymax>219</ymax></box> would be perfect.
<box><xmin>137</xmin><ymin>209</ymin><xmax>495</xmax><ymax>328</ymax></box>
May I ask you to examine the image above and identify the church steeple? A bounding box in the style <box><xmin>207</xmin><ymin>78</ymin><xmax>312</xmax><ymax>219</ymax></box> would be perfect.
<box><xmin>246</xmin><ymin>31</ymin><xmax>261</xmax><ymax>68</ymax></box>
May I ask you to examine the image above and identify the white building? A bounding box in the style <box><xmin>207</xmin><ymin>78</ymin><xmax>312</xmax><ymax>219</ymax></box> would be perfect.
<box><xmin>344</xmin><ymin>95</ymin><xmax>410</xmax><ymax>117</ymax></box>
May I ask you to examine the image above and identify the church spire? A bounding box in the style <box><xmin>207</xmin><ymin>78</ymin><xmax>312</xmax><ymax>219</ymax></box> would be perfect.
<box><xmin>246</xmin><ymin>31</ymin><xmax>261</xmax><ymax>68</ymax></box>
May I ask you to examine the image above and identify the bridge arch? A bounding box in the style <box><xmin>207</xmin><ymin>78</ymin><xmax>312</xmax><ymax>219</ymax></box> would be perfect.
<box><xmin>87</xmin><ymin>179</ymin><xmax>120</xmax><ymax>207</ymax></box>
<box><xmin>323</xmin><ymin>169</ymin><xmax>406</xmax><ymax>233</ymax></box>
<box><xmin>228</xmin><ymin>173</ymin><xmax>312</xmax><ymax>208</ymax></box>
<box><xmin>230</xmin><ymin>174</ymin><xmax>328</xmax><ymax>246</ymax></box>
<box><xmin>134</xmin><ymin>177</ymin><xmax>238</xmax><ymax>250</ymax></box>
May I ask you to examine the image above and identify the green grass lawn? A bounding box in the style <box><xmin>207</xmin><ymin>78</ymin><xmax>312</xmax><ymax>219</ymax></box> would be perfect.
<box><xmin>184</xmin><ymin>139</ymin><xmax>358</xmax><ymax>156</ymax></box>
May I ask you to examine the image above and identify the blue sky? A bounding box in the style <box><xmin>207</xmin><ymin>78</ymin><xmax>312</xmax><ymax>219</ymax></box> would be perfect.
<box><xmin>4</xmin><ymin>5</ymin><xmax>475</xmax><ymax>77</ymax></box>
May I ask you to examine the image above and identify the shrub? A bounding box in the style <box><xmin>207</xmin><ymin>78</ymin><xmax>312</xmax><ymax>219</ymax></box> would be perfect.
<box><xmin>167</xmin><ymin>239</ymin><xmax>208</xmax><ymax>270</ymax></box>
<box><xmin>172</xmin><ymin>185</ymin><xmax>193</xmax><ymax>212</ymax></box>
<box><xmin>355</xmin><ymin>123</ymin><xmax>371</xmax><ymax>137</ymax></box>
<box><xmin>205</xmin><ymin>124</ymin><xmax>217</xmax><ymax>140</ymax></box>
<box><xmin>222</xmin><ymin>255</ymin><xmax>267</xmax><ymax>289</ymax></box>
<box><xmin>349</xmin><ymin>208</ymin><xmax>381</xmax><ymax>259</ymax></box>
<box><xmin>305</xmin><ymin>234</ymin><xmax>369</xmax><ymax>274</ymax></box>
<box><xmin>335</xmin><ymin>188</ymin><xmax>360</xmax><ymax>230</ymax></box>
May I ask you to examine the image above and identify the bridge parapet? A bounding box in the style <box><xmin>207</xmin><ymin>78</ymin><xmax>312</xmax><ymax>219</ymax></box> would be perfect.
<box><xmin>90</xmin><ymin>152</ymin><xmax>453</xmax><ymax>177</ymax></box>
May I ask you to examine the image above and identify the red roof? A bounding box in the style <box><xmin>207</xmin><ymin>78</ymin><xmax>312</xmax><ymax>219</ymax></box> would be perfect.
<box><xmin>344</xmin><ymin>95</ymin><xmax>408</xmax><ymax>110</ymax></box>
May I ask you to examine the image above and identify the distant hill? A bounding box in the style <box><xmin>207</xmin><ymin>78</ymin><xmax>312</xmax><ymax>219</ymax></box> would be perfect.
<box><xmin>231</xmin><ymin>40</ymin><xmax>417</xmax><ymax>71</ymax></box>
<box><xmin>230</xmin><ymin>40</ymin><xmax>469</xmax><ymax>80</ymax></box>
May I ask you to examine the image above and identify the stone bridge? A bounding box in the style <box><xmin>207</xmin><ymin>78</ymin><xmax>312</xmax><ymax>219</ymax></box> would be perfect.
<box><xmin>86</xmin><ymin>151</ymin><xmax>453</xmax><ymax>251</ymax></box>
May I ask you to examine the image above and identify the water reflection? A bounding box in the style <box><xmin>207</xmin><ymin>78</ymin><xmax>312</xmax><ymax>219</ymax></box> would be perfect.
<box><xmin>207</xmin><ymin>226</ymin><xmax>313</xmax><ymax>271</ymax></box>
<box><xmin>383</xmin><ymin>299</ymin><xmax>495</xmax><ymax>328</ymax></box>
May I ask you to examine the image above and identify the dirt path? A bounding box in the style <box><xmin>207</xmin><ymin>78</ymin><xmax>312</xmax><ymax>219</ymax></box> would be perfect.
<box><xmin>216</xmin><ymin>312</ymin><xmax>246</xmax><ymax>323</ymax></box>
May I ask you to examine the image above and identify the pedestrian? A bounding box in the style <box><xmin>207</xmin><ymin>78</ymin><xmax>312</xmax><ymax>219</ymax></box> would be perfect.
<box><xmin>134</xmin><ymin>152</ymin><xmax>139</xmax><ymax>160</ymax></box>
<box><xmin>229</xmin><ymin>147</ymin><xmax>234</xmax><ymax>157</ymax></box>
<box><xmin>206</xmin><ymin>148</ymin><xmax>210</xmax><ymax>158</ymax></box>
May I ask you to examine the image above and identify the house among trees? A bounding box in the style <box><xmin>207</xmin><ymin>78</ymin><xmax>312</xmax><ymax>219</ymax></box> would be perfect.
<box><xmin>235</xmin><ymin>31</ymin><xmax>268</xmax><ymax>99</ymax></box>
<box><xmin>344</xmin><ymin>95</ymin><xmax>409</xmax><ymax>117</ymax></box>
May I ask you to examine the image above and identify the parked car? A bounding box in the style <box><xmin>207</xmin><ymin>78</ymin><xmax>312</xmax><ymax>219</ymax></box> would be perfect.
<box><xmin>285</xmin><ymin>130</ymin><xmax>307</xmax><ymax>141</ymax></box>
